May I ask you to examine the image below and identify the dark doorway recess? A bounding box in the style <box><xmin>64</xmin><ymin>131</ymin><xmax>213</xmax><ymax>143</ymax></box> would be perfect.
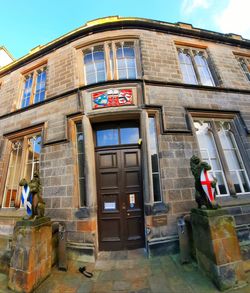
<box><xmin>95</xmin><ymin>121</ymin><xmax>145</xmax><ymax>251</ymax></box>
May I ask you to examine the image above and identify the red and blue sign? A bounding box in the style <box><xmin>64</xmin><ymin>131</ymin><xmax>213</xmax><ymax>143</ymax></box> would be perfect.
<box><xmin>92</xmin><ymin>89</ymin><xmax>133</xmax><ymax>109</ymax></box>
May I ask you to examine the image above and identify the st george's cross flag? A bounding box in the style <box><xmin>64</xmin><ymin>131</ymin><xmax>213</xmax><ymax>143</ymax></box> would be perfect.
<box><xmin>200</xmin><ymin>169</ymin><xmax>215</xmax><ymax>203</ymax></box>
<box><xmin>21</xmin><ymin>185</ymin><xmax>32</xmax><ymax>216</ymax></box>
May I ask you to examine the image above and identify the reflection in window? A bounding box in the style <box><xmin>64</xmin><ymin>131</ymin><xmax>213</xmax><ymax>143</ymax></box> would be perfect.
<box><xmin>24</xmin><ymin>136</ymin><xmax>41</xmax><ymax>180</ymax></box>
<box><xmin>217</xmin><ymin>121</ymin><xmax>250</xmax><ymax>194</ymax></box>
<box><xmin>177</xmin><ymin>48</ymin><xmax>215</xmax><ymax>86</ymax></box>
<box><xmin>178</xmin><ymin>50</ymin><xmax>197</xmax><ymax>84</ymax></box>
<box><xmin>83</xmin><ymin>45</ymin><xmax>106</xmax><ymax>85</ymax></box>
<box><xmin>194</xmin><ymin>121</ymin><xmax>229</xmax><ymax>196</ymax></box>
<box><xmin>83</xmin><ymin>40</ymin><xmax>138</xmax><ymax>85</ymax></box>
<box><xmin>21</xmin><ymin>74</ymin><xmax>33</xmax><ymax>108</ymax></box>
<box><xmin>96</xmin><ymin>124</ymin><xmax>139</xmax><ymax>147</ymax></box>
<box><xmin>3</xmin><ymin>134</ymin><xmax>41</xmax><ymax>208</ymax></box>
<box><xmin>76</xmin><ymin>122</ymin><xmax>86</xmax><ymax>206</ymax></box>
<box><xmin>149</xmin><ymin>117</ymin><xmax>162</xmax><ymax>202</ymax></box>
<box><xmin>236</xmin><ymin>56</ymin><xmax>250</xmax><ymax>82</ymax></box>
<box><xmin>34</xmin><ymin>70</ymin><xmax>46</xmax><ymax>103</ymax></box>
<box><xmin>21</xmin><ymin>66</ymin><xmax>47</xmax><ymax>108</ymax></box>
<box><xmin>194</xmin><ymin>119</ymin><xmax>250</xmax><ymax>196</ymax></box>
<box><xmin>194</xmin><ymin>52</ymin><xmax>215</xmax><ymax>86</ymax></box>
<box><xmin>120</xmin><ymin>127</ymin><xmax>139</xmax><ymax>144</ymax></box>
<box><xmin>96</xmin><ymin>129</ymin><xmax>119</xmax><ymax>147</ymax></box>
<box><xmin>116</xmin><ymin>42</ymin><xmax>137</xmax><ymax>79</ymax></box>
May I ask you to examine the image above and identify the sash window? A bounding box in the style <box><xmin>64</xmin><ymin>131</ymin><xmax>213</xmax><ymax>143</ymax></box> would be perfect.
<box><xmin>194</xmin><ymin>119</ymin><xmax>250</xmax><ymax>197</ymax></box>
<box><xmin>83</xmin><ymin>40</ymin><xmax>139</xmax><ymax>85</ymax></box>
<box><xmin>177</xmin><ymin>47</ymin><xmax>216</xmax><ymax>86</ymax></box>
<box><xmin>235</xmin><ymin>56</ymin><xmax>250</xmax><ymax>82</ymax></box>
<box><xmin>2</xmin><ymin>134</ymin><xmax>41</xmax><ymax>208</ymax></box>
<box><xmin>20</xmin><ymin>66</ymin><xmax>47</xmax><ymax>108</ymax></box>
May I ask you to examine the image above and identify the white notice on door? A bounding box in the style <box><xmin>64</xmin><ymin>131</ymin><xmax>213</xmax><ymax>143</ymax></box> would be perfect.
<box><xmin>129</xmin><ymin>194</ymin><xmax>135</xmax><ymax>204</ymax></box>
<box><xmin>104</xmin><ymin>202</ymin><xmax>116</xmax><ymax>210</ymax></box>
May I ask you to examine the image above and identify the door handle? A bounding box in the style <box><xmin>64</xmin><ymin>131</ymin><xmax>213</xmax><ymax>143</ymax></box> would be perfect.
<box><xmin>122</xmin><ymin>203</ymin><xmax>126</xmax><ymax>210</ymax></box>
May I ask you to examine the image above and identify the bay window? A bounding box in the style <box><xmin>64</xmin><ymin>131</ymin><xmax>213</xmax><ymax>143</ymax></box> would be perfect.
<box><xmin>83</xmin><ymin>40</ymin><xmax>139</xmax><ymax>85</ymax></box>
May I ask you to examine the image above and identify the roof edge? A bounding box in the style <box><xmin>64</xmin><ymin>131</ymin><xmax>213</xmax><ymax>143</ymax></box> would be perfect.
<box><xmin>1</xmin><ymin>16</ymin><xmax>250</xmax><ymax>76</ymax></box>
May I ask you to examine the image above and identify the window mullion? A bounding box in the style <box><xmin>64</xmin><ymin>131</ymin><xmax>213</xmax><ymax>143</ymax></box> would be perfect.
<box><xmin>104</xmin><ymin>42</ymin><xmax>111</xmax><ymax>80</ymax></box>
<box><xmin>30</xmin><ymin>72</ymin><xmax>37</xmax><ymax>105</ymax></box>
<box><xmin>190</xmin><ymin>50</ymin><xmax>201</xmax><ymax>84</ymax></box>
<box><xmin>210</xmin><ymin>120</ymin><xmax>237</xmax><ymax>196</ymax></box>
<box><xmin>112</xmin><ymin>42</ymin><xmax>118</xmax><ymax>80</ymax></box>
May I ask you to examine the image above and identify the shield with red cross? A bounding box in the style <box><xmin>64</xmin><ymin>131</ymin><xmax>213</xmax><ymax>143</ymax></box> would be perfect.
<box><xmin>200</xmin><ymin>169</ymin><xmax>215</xmax><ymax>203</ymax></box>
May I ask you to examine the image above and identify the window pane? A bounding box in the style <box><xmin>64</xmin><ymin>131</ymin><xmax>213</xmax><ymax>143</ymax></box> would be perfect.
<box><xmin>214</xmin><ymin>171</ymin><xmax>228</xmax><ymax>195</ymax></box>
<box><xmin>194</xmin><ymin>53</ymin><xmax>215</xmax><ymax>86</ymax></box>
<box><xmin>24</xmin><ymin>135</ymin><xmax>41</xmax><ymax>180</ymax></box>
<box><xmin>3</xmin><ymin>141</ymin><xmax>23</xmax><ymax>207</ymax></box>
<box><xmin>239</xmin><ymin>171</ymin><xmax>250</xmax><ymax>192</ymax></box>
<box><xmin>117</xmin><ymin>69</ymin><xmax>127</xmax><ymax>80</ymax></box>
<box><xmin>76</xmin><ymin>122</ymin><xmax>86</xmax><ymax>206</ymax></box>
<box><xmin>84</xmin><ymin>46</ymin><xmax>106</xmax><ymax>84</ymax></box>
<box><xmin>21</xmin><ymin>75</ymin><xmax>33</xmax><ymax>108</ymax></box>
<box><xmin>237</xmin><ymin>57</ymin><xmax>250</xmax><ymax>81</ymax></box>
<box><xmin>153</xmin><ymin>174</ymin><xmax>161</xmax><ymax>202</ymax></box>
<box><xmin>34</xmin><ymin>70</ymin><xmax>46</xmax><ymax>103</ymax></box>
<box><xmin>194</xmin><ymin>120</ymin><xmax>229</xmax><ymax>196</ymax></box>
<box><xmin>120</xmin><ymin>127</ymin><xmax>139</xmax><ymax>144</ymax></box>
<box><xmin>178</xmin><ymin>50</ymin><xmax>198</xmax><ymax>84</ymax></box>
<box><xmin>96</xmin><ymin>129</ymin><xmax>119</xmax><ymax>147</ymax></box>
<box><xmin>151</xmin><ymin>154</ymin><xmax>159</xmax><ymax>173</ymax></box>
<box><xmin>149</xmin><ymin>117</ymin><xmax>162</xmax><ymax>201</ymax></box>
<box><xmin>116</xmin><ymin>42</ymin><xmax>137</xmax><ymax>80</ymax></box>
<box><xmin>217</xmin><ymin>121</ymin><xmax>250</xmax><ymax>194</ymax></box>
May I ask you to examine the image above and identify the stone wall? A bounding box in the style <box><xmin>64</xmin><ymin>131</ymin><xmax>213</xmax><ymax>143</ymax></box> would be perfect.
<box><xmin>0</xmin><ymin>25</ymin><xmax>250</xmax><ymax>261</ymax></box>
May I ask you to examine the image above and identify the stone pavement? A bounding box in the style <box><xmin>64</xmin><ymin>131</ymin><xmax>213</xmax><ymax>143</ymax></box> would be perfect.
<box><xmin>0</xmin><ymin>249</ymin><xmax>250</xmax><ymax>293</ymax></box>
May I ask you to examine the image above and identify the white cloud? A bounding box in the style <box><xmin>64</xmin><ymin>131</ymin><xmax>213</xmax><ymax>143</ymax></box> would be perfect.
<box><xmin>182</xmin><ymin>0</ymin><xmax>211</xmax><ymax>15</ymax></box>
<box><xmin>215</xmin><ymin>0</ymin><xmax>250</xmax><ymax>39</ymax></box>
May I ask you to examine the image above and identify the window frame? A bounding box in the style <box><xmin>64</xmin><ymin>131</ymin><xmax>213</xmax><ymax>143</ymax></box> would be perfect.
<box><xmin>1</xmin><ymin>125</ymin><xmax>43</xmax><ymax>208</ymax></box>
<box><xmin>19</xmin><ymin>64</ymin><xmax>47</xmax><ymax>109</ymax></box>
<box><xmin>190</xmin><ymin>112</ymin><xmax>250</xmax><ymax>197</ymax></box>
<box><xmin>149</xmin><ymin>115</ymin><xmax>163</xmax><ymax>202</ymax></box>
<box><xmin>68</xmin><ymin>116</ymin><xmax>87</xmax><ymax>208</ymax></box>
<box><xmin>81</xmin><ymin>38</ymin><xmax>141</xmax><ymax>85</ymax></box>
<box><xmin>235</xmin><ymin>54</ymin><xmax>250</xmax><ymax>82</ymax></box>
<box><xmin>75</xmin><ymin>120</ymin><xmax>87</xmax><ymax>207</ymax></box>
<box><xmin>177</xmin><ymin>45</ymin><xmax>217</xmax><ymax>86</ymax></box>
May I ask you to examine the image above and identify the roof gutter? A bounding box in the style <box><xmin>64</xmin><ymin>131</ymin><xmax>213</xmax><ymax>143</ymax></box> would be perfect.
<box><xmin>1</xmin><ymin>18</ymin><xmax>250</xmax><ymax>77</ymax></box>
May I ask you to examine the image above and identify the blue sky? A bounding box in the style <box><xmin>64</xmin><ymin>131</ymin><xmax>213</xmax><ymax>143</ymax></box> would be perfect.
<box><xmin>1</xmin><ymin>0</ymin><xmax>250</xmax><ymax>59</ymax></box>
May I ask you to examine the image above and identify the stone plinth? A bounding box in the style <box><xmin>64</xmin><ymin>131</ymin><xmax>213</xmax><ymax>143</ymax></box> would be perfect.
<box><xmin>8</xmin><ymin>217</ymin><xmax>52</xmax><ymax>293</ymax></box>
<box><xmin>191</xmin><ymin>209</ymin><xmax>246</xmax><ymax>291</ymax></box>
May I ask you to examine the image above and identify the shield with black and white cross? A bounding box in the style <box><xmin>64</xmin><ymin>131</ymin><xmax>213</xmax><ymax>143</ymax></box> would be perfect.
<box><xmin>200</xmin><ymin>169</ymin><xmax>215</xmax><ymax>203</ymax></box>
<box><xmin>21</xmin><ymin>185</ymin><xmax>32</xmax><ymax>216</ymax></box>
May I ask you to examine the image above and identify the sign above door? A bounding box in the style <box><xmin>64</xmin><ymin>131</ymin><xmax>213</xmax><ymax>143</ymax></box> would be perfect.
<box><xmin>92</xmin><ymin>88</ymin><xmax>133</xmax><ymax>109</ymax></box>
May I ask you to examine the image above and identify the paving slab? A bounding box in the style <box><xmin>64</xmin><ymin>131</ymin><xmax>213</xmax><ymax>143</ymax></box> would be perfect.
<box><xmin>0</xmin><ymin>250</ymin><xmax>250</xmax><ymax>293</ymax></box>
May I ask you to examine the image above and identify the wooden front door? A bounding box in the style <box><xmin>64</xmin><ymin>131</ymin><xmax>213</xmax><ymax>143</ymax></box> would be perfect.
<box><xmin>95</xmin><ymin>122</ymin><xmax>145</xmax><ymax>250</ymax></box>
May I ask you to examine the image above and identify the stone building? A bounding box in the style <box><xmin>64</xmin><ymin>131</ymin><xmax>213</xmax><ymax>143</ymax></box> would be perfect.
<box><xmin>0</xmin><ymin>16</ymin><xmax>250</xmax><ymax>268</ymax></box>
<box><xmin>0</xmin><ymin>46</ymin><xmax>14</xmax><ymax>68</ymax></box>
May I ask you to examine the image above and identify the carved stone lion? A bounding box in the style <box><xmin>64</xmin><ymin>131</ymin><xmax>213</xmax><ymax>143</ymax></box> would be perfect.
<box><xmin>19</xmin><ymin>171</ymin><xmax>45</xmax><ymax>219</ymax></box>
<box><xmin>190</xmin><ymin>155</ymin><xmax>219</xmax><ymax>209</ymax></box>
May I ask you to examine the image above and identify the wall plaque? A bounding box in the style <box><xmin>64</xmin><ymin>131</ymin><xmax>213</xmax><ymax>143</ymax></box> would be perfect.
<box><xmin>152</xmin><ymin>214</ymin><xmax>168</xmax><ymax>227</ymax></box>
<box><xmin>92</xmin><ymin>89</ymin><xmax>133</xmax><ymax>109</ymax></box>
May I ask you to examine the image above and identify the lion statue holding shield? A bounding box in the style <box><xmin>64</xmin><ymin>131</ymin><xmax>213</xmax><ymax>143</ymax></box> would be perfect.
<box><xmin>190</xmin><ymin>155</ymin><xmax>219</xmax><ymax>209</ymax></box>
